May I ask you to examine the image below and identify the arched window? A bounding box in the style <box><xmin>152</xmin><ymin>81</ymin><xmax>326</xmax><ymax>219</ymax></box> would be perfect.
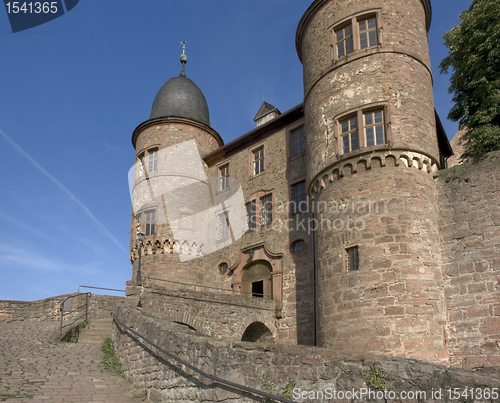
<box><xmin>241</xmin><ymin>262</ymin><xmax>272</xmax><ymax>299</ymax></box>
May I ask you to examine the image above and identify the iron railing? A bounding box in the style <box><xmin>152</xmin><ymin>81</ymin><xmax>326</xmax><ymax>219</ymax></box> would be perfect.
<box><xmin>59</xmin><ymin>292</ymin><xmax>91</xmax><ymax>337</ymax></box>
<box><xmin>111</xmin><ymin>312</ymin><xmax>294</xmax><ymax>403</ymax></box>
<box><xmin>143</xmin><ymin>276</ymin><xmax>266</xmax><ymax>298</ymax></box>
<box><xmin>77</xmin><ymin>285</ymin><xmax>125</xmax><ymax>293</ymax></box>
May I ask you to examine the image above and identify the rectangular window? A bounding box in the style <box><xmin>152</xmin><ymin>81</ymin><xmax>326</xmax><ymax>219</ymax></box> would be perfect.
<box><xmin>148</xmin><ymin>149</ymin><xmax>158</xmax><ymax>173</ymax></box>
<box><xmin>292</xmin><ymin>181</ymin><xmax>307</xmax><ymax>213</ymax></box>
<box><xmin>346</xmin><ymin>246</ymin><xmax>359</xmax><ymax>271</ymax></box>
<box><xmin>364</xmin><ymin>110</ymin><xmax>385</xmax><ymax>147</ymax></box>
<box><xmin>219</xmin><ymin>164</ymin><xmax>229</xmax><ymax>190</ymax></box>
<box><xmin>246</xmin><ymin>201</ymin><xmax>256</xmax><ymax>230</ymax></box>
<box><xmin>217</xmin><ymin>211</ymin><xmax>230</xmax><ymax>242</ymax></box>
<box><xmin>335</xmin><ymin>23</ymin><xmax>354</xmax><ymax>58</ymax></box>
<box><xmin>137</xmin><ymin>153</ymin><xmax>145</xmax><ymax>177</ymax></box>
<box><xmin>341</xmin><ymin>116</ymin><xmax>359</xmax><ymax>154</ymax></box>
<box><xmin>358</xmin><ymin>17</ymin><xmax>377</xmax><ymax>49</ymax></box>
<box><xmin>260</xmin><ymin>194</ymin><xmax>273</xmax><ymax>225</ymax></box>
<box><xmin>291</xmin><ymin>128</ymin><xmax>305</xmax><ymax>157</ymax></box>
<box><xmin>253</xmin><ymin>146</ymin><xmax>264</xmax><ymax>175</ymax></box>
<box><xmin>145</xmin><ymin>210</ymin><xmax>156</xmax><ymax>236</ymax></box>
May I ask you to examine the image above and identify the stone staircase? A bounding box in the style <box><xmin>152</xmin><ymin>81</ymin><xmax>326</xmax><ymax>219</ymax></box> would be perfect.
<box><xmin>78</xmin><ymin>318</ymin><xmax>113</xmax><ymax>344</ymax></box>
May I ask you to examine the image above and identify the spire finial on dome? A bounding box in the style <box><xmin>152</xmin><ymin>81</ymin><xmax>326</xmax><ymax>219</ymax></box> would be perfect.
<box><xmin>180</xmin><ymin>41</ymin><xmax>187</xmax><ymax>77</ymax></box>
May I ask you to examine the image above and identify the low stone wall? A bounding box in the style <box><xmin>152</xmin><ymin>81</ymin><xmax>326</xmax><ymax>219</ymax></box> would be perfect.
<box><xmin>126</xmin><ymin>281</ymin><xmax>278</xmax><ymax>342</ymax></box>
<box><xmin>0</xmin><ymin>293</ymin><xmax>127</xmax><ymax>323</ymax></box>
<box><xmin>113</xmin><ymin>306</ymin><xmax>500</xmax><ymax>403</ymax></box>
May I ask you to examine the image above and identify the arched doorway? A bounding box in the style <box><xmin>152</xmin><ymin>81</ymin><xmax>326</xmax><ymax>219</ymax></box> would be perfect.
<box><xmin>241</xmin><ymin>322</ymin><xmax>274</xmax><ymax>342</ymax></box>
<box><xmin>241</xmin><ymin>261</ymin><xmax>272</xmax><ymax>299</ymax></box>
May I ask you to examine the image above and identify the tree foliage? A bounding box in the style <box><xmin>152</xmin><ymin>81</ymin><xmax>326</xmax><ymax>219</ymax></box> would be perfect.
<box><xmin>439</xmin><ymin>0</ymin><xmax>500</xmax><ymax>161</ymax></box>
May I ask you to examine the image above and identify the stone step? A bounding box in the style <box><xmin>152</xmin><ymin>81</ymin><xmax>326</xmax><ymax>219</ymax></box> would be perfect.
<box><xmin>78</xmin><ymin>319</ymin><xmax>113</xmax><ymax>344</ymax></box>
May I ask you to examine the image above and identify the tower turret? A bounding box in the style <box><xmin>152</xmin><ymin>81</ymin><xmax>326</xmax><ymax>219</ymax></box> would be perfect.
<box><xmin>296</xmin><ymin>0</ymin><xmax>448</xmax><ymax>362</ymax></box>
<box><xmin>129</xmin><ymin>47</ymin><xmax>223</xmax><ymax>285</ymax></box>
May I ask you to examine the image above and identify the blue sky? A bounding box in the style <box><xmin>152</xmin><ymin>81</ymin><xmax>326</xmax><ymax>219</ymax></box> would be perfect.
<box><xmin>0</xmin><ymin>0</ymin><xmax>472</xmax><ymax>301</ymax></box>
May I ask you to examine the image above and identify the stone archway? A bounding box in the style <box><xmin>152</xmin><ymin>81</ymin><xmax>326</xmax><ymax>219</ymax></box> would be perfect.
<box><xmin>241</xmin><ymin>261</ymin><xmax>272</xmax><ymax>299</ymax></box>
<box><xmin>241</xmin><ymin>322</ymin><xmax>274</xmax><ymax>343</ymax></box>
<box><xmin>229</xmin><ymin>242</ymin><xmax>283</xmax><ymax>305</ymax></box>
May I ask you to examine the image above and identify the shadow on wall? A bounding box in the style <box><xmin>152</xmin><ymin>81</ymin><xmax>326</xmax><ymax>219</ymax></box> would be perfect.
<box><xmin>241</xmin><ymin>322</ymin><xmax>274</xmax><ymax>342</ymax></box>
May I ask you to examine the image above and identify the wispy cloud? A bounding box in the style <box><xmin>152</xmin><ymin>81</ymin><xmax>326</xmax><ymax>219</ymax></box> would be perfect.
<box><xmin>0</xmin><ymin>244</ymin><xmax>60</xmax><ymax>271</ymax></box>
<box><xmin>0</xmin><ymin>209</ymin><xmax>56</xmax><ymax>243</ymax></box>
<box><xmin>0</xmin><ymin>129</ymin><xmax>127</xmax><ymax>254</ymax></box>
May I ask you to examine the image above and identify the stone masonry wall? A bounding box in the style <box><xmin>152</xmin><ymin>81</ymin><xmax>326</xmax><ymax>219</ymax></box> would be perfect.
<box><xmin>437</xmin><ymin>150</ymin><xmax>500</xmax><ymax>369</ymax></box>
<box><xmin>0</xmin><ymin>293</ymin><xmax>127</xmax><ymax>323</ymax></box>
<box><xmin>113</xmin><ymin>306</ymin><xmax>500</xmax><ymax>403</ymax></box>
<box><xmin>126</xmin><ymin>282</ymin><xmax>277</xmax><ymax>342</ymax></box>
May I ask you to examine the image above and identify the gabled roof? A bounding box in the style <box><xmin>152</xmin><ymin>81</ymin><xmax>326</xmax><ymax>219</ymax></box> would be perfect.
<box><xmin>253</xmin><ymin>102</ymin><xmax>281</xmax><ymax>122</ymax></box>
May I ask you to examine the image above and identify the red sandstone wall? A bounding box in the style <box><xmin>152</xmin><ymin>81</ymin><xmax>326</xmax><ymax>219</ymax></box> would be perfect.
<box><xmin>0</xmin><ymin>293</ymin><xmax>127</xmax><ymax>323</ymax></box>
<box><xmin>313</xmin><ymin>161</ymin><xmax>447</xmax><ymax>363</ymax></box>
<box><xmin>438</xmin><ymin>151</ymin><xmax>500</xmax><ymax>369</ymax></box>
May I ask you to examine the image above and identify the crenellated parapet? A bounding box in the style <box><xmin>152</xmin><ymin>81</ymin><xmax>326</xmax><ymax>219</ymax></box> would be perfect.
<box><xmin>309</xmin><ymin>148</ymin><xmax>439</xmax><ymax>196</ymax></box>
<box><xmin>129</xmin><ymin>238</ymin><xmax>204</xmax><ymax>263</ymax></box>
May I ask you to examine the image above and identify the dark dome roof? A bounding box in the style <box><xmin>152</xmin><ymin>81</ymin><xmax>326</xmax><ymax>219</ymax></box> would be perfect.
<box><xmin>149</xmin><ymin>74</ymin><xmax>210</xmax><ymax>126</ymax></box>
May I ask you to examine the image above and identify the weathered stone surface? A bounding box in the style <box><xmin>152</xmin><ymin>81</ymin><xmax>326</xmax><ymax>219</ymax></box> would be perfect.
<box><xmin>114</xmin><ymin>307</ymin><xmax>500</xmax><ymax>403</ymax></box>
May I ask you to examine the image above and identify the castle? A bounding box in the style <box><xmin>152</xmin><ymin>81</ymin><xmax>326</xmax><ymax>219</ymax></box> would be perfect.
<box><xmin>127</xmin><ymin>0</ymin><xmax>500</xmax><ymax>370</ymax></box>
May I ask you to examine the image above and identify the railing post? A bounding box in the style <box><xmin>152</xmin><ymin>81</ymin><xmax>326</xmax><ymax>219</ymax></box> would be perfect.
<box><xmin>85</xmin><ymin>293</ymin><xmax>89</xmax><ymax>322</ymax></box>
<box><xmin>60</xmin><ymin>305</ymin><xmax>63</xmax><ymax>337</ymax></box>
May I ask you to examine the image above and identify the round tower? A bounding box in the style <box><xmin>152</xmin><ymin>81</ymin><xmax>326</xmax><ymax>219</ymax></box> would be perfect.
<box><xmin>129</xmin><ymin>51</ymin><xmax>223</xmax><ymax>285</ymax></box>
<box><xmin>296</xmin><ymin>0</ymin><xmax>448</xmax><ymax>362</ymax></box>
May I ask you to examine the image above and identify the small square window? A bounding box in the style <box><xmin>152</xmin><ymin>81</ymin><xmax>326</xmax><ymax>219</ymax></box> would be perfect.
<box><xmin>253</xmin><ymin>147</ymin><xmax>264</xmax><ymax>175</ymax></box>
<box><xmin>292</xmin><ymin>181</ymin><xmax>308</xmax><ymax>213</ymax></box>
<box><xmin>346</xmin><ymin>246</ymin><xmax>359</xmax><ymax>271</ymax></box>
<box><xmin>291</xmin><ymin>128</ymin><xmax>305</xmax><ymax>157</ymax></box>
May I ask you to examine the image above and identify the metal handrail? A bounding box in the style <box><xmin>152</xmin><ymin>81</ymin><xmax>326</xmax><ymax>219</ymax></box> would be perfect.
<box><xmin>59</xmin><ymin>292</ymin><xmax>91</xmax><ymax>337</ymax></box>
<box><xmin>111</xmin><ymin>312</ymin><xmax>294</xmax><ymax>403</ymax></box>
<box><xmin>143</xmin><ymin>276</ymin><xmax>266</xmax><ymax>298</ymax></box>
<box><xmin>77</xmin><ymin>285</ymin><xmax>126</xmax><ymax>293</ymax></box>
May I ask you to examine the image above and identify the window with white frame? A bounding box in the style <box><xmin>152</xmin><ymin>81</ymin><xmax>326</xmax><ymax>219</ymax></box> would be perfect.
<box><xmin>246</xmin><ymin>201</ymin><xmax>257</xmax><ymax>230</ymax></box>
<box><xmin>333</xmin><ymin>13</ymin><xmax>379</xmax><ymax>60</ymax></box>
<box><xmin>364</xmin><ymin>110</ymin><xmax>385</xmax><ymax>147</ymax></box>
<box><xmin>260</xmin><ymin>194</ymin><xmax>273</xmax><ymax>225</ymax></box>
<box><xmin>253</xmin><ymin>146</ymin><xmax>264</xmax><ymax>175</ymax></box>
<box><xmin>338</xmin><ymin>106</ymin><xmax>387</xmax><ymax>154</ymax></box>
<box><xmin>358</xmin><ymin>17</ymin><xmax>377</xmax><ymax>49</ymax></box>
<box><xmin>335</xmin><ymin>23</ymin><xmax>354</xmax><ymax>58</ymax></box>
<box><xmin>144</xmin><ymin>210</ymin><xmax>156</xmax><ymax>236</ymax></box>
<box><xmin>217</xmin><ymin>211</ymin><xmax>230</xmax><ymax>242</ymax></box>
<box><xmin>291</xmin><ymin>127</ymin><xmax>305</xmax><ymax>157</ymax></box>
<box><xmin>219</xmin><ymin>164</ymin><xmax>229</xmax><ymax>190</ymax></box>
<box><xmin>340</xmin><ymin>115</ymin><xmax>360</xmax><ymax>154</ymax></box>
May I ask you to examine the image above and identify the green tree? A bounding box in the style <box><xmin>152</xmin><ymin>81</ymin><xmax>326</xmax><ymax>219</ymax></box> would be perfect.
<box><xmin>439</xmin><ymin>0</ymin><xmax>500</xmax><ymax>161</ymax></box>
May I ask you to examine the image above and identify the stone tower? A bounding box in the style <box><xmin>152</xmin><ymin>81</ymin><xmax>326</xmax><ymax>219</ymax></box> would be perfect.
<box><xmin>296</xmin><ymin>0</ymin><xmax>448</xmax><ymax>362</ymax></box>
<box><xmin>129</xmin><ymin>53</ymin><xmax>223</xmax><ymax>285</ymax></box>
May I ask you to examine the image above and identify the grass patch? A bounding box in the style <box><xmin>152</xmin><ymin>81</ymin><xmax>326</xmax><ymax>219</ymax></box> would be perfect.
<box><xmin>1</xmin><ymin>394</ymin><xmax>34</xmax><ymax>401</ymax></box>
<box><xmin>363</xmin><ymin>365</ymin><xmax>389</xmax><ymax>390</ymax></box>
<box><xmin>101</xmin><ymin>337</ymin><xmax>122</xmax><ymax>374</ymax></box>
